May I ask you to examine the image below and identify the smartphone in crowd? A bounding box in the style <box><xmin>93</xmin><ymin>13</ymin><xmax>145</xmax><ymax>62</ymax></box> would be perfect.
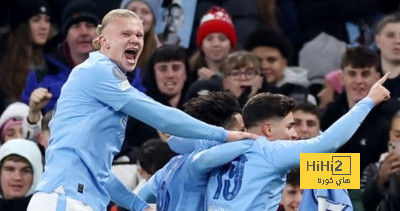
<box><xmin>388</xmin><ymin>141</ymin><xmax>400</xmax><ymax>154</ymax></box>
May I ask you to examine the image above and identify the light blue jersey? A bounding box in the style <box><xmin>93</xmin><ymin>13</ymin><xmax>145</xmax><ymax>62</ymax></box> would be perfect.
<box><xmin>299</xmin><ymin>189</ymin><xmax>353</xmax><ymax>211</ymax></box>
<box><xmin>206</xmin><ymin>98</ymin><xmax>374</xmax><ymax>211</ymax></box>
<box><xmin>138</xmin><ymin>139</ymin><xmax>253</xmax><ymax>211</ymax></box>
<box><xmin>36</xmin><ymin>51</ymin><xmax>228</xmax><ymax>211</ymax></box>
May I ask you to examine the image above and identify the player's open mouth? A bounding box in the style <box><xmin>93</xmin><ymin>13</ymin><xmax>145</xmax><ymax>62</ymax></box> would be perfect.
<box><xmin>125</xmin><ymin>48</ymin><xmax>138</xmax><ymax>64</ymax></box>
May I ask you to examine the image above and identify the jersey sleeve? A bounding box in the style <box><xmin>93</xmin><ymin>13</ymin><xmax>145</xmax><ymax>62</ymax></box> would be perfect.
<box><xmin>120</xmin><ymin>97</ymin><xmax>228</xmax><ymax>141</ymax></box>
<box><xmin>266</xmin><ymin>97</ymin><xmax>374</xmax><ymax>170</ymax></box>
<box><xmin>104</xmin><ymin>173</ymin><xmax>149</xmax><ymax>211</ymax></box>
<box><xmin>137</xmin><ymin>175</ymin><xmax>157</xmax><ymax>203</ymax></box>
<box><xmin>81</xmin><ymin>57</ymin><xmax>228</xmax><ymax>141</ymax></box>
<box><xmin>82</xmin><ymin>61</ymin><xmax>140</xmax><ymax>111</ymax></box>
<box><xmin>168</xmin><ymin>136</ymin><xmax>220</xmax><ymax>154</ymax></box>
<box><xmin>190</xmin><ymin>140</ymin><xmax>253</xmax><ymax>174</ymax></box>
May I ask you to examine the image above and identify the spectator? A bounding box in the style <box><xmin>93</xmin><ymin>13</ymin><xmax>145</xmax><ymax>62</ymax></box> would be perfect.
<box><xmin>361</xmin><ymin>111</ymin><xmax>400</xmax><ymax>211</ymax></box>
<box><xmin>124</xmin><ymin>45</ymin><xmax>193</xmax><ymax>148</ymax></box>
<box><xmin>121</xmin><ymin>0</ymin><xmax>161</xmax><ymax>72</ymax></box>
<box><xmin>321</xmin><ymin>46</ymin><xmax>400</xmax><ymax>172</ymax></box>
<box><xmin>21</xmin><ymin>0</ymin><xmax>100</xmax><ymax>114</ymax></box>
<box><xmin>0</xmin><ymin>0</ymin><xmax>51</xmax><ymax>113</ymax></box>
<box><xmin>278</xmin><ymin>168</ymin><xmax>302</xmax><ymax>211</ymax></box>
<box><xmin>293</xmin><ymin>103</ymin><xmax>321</xmax><ymax>140</ymax></box>
<box><xmin>0</xmin><ymin>102</ymin><xmax>29</xmax><ymax>144</ymax></box>
<box><xmin>189</xmin><ymin>6</ymin><xmax>236</xmax><ymax>81</ymax></box>
<box><xmin>186</xmin><ymin>51</ymin><xmax>277</xmax><ymax>106</ymax></box>
<box><xmin>0</xmin><ymin>139</ymin><xmax>43</xmax><ymax>211</ymax></box>
<box><xmin>376</xmin><ymin>13</ymin><xmax>400</xmax><ymax>99</ymax></box>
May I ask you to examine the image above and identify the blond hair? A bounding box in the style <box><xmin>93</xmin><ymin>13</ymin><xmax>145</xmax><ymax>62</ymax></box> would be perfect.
<box><xmin>92</xmin><ymin>9</ymin><xmax>141</xmax><ymax>50</ymax></box>
<box><xmin>221</xmin><ymin>51</ymin><xmax>261</xmax><ymax>76</ymax></box>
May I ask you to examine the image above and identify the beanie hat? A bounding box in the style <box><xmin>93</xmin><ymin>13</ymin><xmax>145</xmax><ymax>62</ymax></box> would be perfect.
<box><xmin>61</xmin><ymin>0</ymin><xmax>100</xmax><ymax>36</ymax></box>
<box><xmin>325</xmin><ymin>70</ymin><xmax>343</xmax><ymax>93</ymax></box>
<box><xmin>9</xmin><ymin>0</ymin><xmax>50</xmax><ymax>32</ymax></box>
<box><xmin>196</xmin><ymin>6</ymin><xmax>237</xmax><ymax>48</ymax></box>
<box><xmin>1</xmin><ymin>119</ymin><xmax>23</xmax><ymax>140</ymax></box>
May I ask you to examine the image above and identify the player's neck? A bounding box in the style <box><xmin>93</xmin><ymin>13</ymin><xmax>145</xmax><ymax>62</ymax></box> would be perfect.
<box><xmin>246</xmin><ymin>127</ymin><xmax>264</xmax><ymax>137</ymax></box>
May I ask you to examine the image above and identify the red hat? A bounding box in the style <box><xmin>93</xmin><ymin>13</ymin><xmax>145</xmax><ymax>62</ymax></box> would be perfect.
<box><xmin>196</xmin><ymin>6</ymin><xmax>237</xmax><ymax>49</ymax></box>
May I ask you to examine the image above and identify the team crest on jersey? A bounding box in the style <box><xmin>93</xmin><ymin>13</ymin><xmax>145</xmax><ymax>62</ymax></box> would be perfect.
<box><xmin>118</xmin><ymin>80</ymin><xmax>130</xmax><ymax>91</ymax></box>
<box><xmin>112</xmin><ymin>66</ymin><xmax>127</xmax><ymax>81</ymax></box>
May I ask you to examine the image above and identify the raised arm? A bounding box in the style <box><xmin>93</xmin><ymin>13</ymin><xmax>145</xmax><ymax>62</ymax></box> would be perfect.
<box><xmin>270</xmin><ymin>73</ymin><xmax>391</xmax><ymax>169</ymax></box>
<box><xmin>23</xmin><ymin>88</ymin><xmax>52</xmax><ymax>141</ymax></box>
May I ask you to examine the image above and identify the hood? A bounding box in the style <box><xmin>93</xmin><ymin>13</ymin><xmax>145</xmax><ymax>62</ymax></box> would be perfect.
<box><xmin>277</xmin><ymin>67</ymin><xmax>310</xmax><ymax>88</ymax></box>
<box><xmin>0</xmin><ymin>102</ymin><xmax>29</xmax><ymax>129</ymax></box>
<box><xmin>0</xmin><ymin>139</ymin><xmax>43</xmax><ymax>197</ymax></box>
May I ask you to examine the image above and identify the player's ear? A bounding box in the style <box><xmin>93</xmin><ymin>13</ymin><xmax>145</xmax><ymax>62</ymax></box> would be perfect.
<box><xmin>99</xmin><ymin>35</ymin><xmax>110</xmax><ymax>49</ymax></box>
<box><xmin>261</xmin><ymin>122</ymin><xmax>273</xmax><ymax>137</ymax></box>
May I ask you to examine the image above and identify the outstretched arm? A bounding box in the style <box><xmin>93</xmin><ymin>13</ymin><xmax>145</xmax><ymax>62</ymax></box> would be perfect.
<box><xmin>270</xmin><ymin>73</ymin><xmax>391</xmax><ymax>169</ymax></box>
<box><xmin>121</xmin><ymin>90</ymin><xmax>227</xmax><ymax>141</ymax></box>
<box><xmin>168</xmin><ymin>136</ymin><xmax>220</xmax><ymax>154</ymax></box>
<box><xmin>120</xmin><ymin>89</ymin><xmax>257</xmax><ymax>143</ymax></box>
<box><xmin>191</xmin><ymin>140</ymin><xmax>253</xmax><ymax>173</ymax></box>
<box><xmin>105</xmin><ymin>173</ymin><xmax>150</xmax><ymax>211</ymax></box>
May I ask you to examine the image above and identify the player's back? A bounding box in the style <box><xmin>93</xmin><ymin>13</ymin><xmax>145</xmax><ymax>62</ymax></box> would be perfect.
<box><xmin>155</xmin><ymin>150</ymin><xmax>210</xmax><ymax>211</ymax></box>
<box><xmin>205</xmin><ymin>137</ymin><xmax>291</xmax><ymax>211</ymax></box>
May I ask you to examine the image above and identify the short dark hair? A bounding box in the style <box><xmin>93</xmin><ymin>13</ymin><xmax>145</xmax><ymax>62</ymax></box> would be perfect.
<box><xmin>242</xmin><ymin>93</ymin><xmax>295</xmax><ymax>129</ymax></box>
<box><xmin>183</xmin><ymin>91</ymin><xmax>241</xmax><ymax>129</ymax></box>
<box><xmin>149</xmin><ymin>44</ymin><xmax>189</xmax><ymax>65</ymax></box>
<box><xmin>137</xmin><ymin>139</ymin><xmax>176</xmax><ymax>175</ymax></box>
<box><xmin>1</xmin><ymin>154</ymin><xmax>30</xmax><ymax>168</ymax></box>
<box><xmin>341</xmin><ymin>46</ymin><xmax>380</xmax><ymax>70</ymax></box>
<box><xmin>244</xmin><ymin>28</ymin><xmax>292</xmax><ymax>59</ymax></box>
<box><xmin>293</xmin><ymin>102</ymin><xmax>321</xmax><ymax>120</ymax></box>
<box><xmin>286</xmin><ymin>168</ymin><xmax>300</xmax><ymax>186</ymax></box>
<box><xmin>143</xmin><ymin>45</ymin><xmax>193</xmax><ymax>105</ymax></box>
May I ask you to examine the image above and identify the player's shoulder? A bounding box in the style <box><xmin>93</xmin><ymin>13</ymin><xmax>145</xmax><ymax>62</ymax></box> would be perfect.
<box><xmin>80</xmin><ymin>51</ymin><xmax>115</xmax><ymax>73</ymax></box>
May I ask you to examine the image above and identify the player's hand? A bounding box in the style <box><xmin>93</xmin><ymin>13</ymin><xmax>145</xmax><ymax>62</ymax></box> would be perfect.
<box><xmin>157</xmin><ymin>130</ymin><xmax>171</xmax><ymax>142</ymax></box>
<box><xmin>226</xmin><ymin>131</ymin><xmax>258</xmax><ymax>142</ymax></box>
<box><xmin>28</xmin><ymin>88</ymin><xmax>52</xmax><ymax>123</ymax></box>
<box><xmin>367</xmin><ymin>72</ymin><xmax>390</xmax><ymax>105</ymax></box>
<box><xmin>197</xmin><ymin>67</ymin><xmax>215</xmax><ymax>80</ymax></box>
<box><xmin>144</xmin><ymin>207</ymin><xmax>155</xmax><ymax>211</ymax></box>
